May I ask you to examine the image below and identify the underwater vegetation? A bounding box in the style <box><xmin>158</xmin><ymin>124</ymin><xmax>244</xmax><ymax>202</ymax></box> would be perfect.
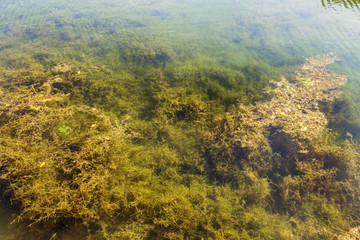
<box><xmin>1</xmin><ymin>1</ymin><xmax>360</xmax><ymax>238</ymax></box>
<box><xmin>1</xmin><ymin>45</ymin><xmax>360</xmax><ymax>240</ymax></box>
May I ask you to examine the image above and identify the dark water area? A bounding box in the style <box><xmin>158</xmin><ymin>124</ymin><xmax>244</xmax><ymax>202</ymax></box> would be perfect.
<box><xmin>1</xmin><ymin>0</ymin><xmax>360</xmax><ymax>239</ymax></box>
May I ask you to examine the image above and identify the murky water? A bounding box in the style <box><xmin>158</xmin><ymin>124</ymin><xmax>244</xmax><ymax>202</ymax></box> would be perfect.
<box><xmin>1</xmin><ymin>0</ymin><xmax>360</xmax><ymax>239</ymax></box>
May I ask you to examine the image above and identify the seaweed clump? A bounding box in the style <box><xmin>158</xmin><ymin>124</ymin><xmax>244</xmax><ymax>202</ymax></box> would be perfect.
<box><xmin>205</xmin><ymin>55</ymin><xmax>346</xmax><ymax>181</ymax></box>
<box><xmin>205</xmin><ymin>54</ymin><xmax>360</xmax><ymax>238</ymax></box>
<box><xmin>0</xmin><ymin>55</ymin><xmax>360</xmax><ymax>239</ymax></box>
<box><xmin>0</xmin><ymin>69</ymin><xmax>129</xmax><ymax>238</ymax></box>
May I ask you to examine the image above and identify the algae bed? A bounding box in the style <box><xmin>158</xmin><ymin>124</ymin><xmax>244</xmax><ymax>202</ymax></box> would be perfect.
<box><xmin>1</xmin><ymin>0</ymin><xmax>360</xmax><ymax>239</ymax></box>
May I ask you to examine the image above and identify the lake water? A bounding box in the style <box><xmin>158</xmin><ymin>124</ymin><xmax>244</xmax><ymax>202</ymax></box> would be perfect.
<box><xmin>1</xmin><ymin>0</ymin><xmax>360</xmax><ymax>239</ymax></box>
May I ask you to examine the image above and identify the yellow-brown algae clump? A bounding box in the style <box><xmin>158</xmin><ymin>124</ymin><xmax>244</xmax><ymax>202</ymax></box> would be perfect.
<box><xmin>206</xmin><ymin>54</ymin><xmax>346</xmax><ymax>167</ymax></box>
<box><xmin>53</xmin><ymin>63</ymin><xmax>72</xmax><ymax>73</ymax></box>
<box><xmin>252</xmin><ymin>54</ymin><xmax>345</xmax><ymax>144</ymax></box>
<box><xmin>338</xmin><ymin>226</ymin><xmax>360</xmax><ymax>240</ymax></box>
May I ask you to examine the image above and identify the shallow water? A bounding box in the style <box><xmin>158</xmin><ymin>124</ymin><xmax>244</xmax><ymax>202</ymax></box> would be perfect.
<box><xmin>1</xmin><ymin>0</ymin><xmax>360</xmax><ymax>239</ymax></box>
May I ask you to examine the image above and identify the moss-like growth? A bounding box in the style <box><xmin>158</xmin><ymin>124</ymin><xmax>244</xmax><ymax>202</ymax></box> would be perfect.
<box><xmin>205</xmin><ymin>55</ymin><xmax>360</xmax><ymax>238</ymax></box>
<box><xmin>1</xmin><ymin>46</ymin><xmax>360</xmax><ymax>240</ymax></box>
<box><xmin>0</xmin><ymin>71</ymin><xmax>130</xmax><ymax>238</ymax></box>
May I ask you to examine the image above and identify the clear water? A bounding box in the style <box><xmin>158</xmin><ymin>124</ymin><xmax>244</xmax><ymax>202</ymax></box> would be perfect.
<box><xmin>2</xmin><ymin>0</ymin><xmax>359</xmax><ymax>85</ymax></box>
<box><xmin>1</xmin><ymin>0</ymin><xmax>360</xmax><ymax>239</ymax></box>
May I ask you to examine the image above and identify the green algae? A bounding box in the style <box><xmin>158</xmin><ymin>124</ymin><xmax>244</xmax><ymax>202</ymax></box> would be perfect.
<box><xmin>0</xmin><ymin>1</ymin><xmax>360</xmax><ymax>239</ymax></box>
<box><xmin>1</xmin><ymin>48</ymin><xmax>359</xmax><ymax>240</ymax></box>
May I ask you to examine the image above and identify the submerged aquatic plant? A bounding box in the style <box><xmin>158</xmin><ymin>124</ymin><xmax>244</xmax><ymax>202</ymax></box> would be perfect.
<box><xmin>205</xmin><ymin>54</ymin><xmax>360</xmax><ymax>238</ymax></box>
<box><xmin>0</xmin><ymin>48</ymin><xmax>359</xmax><ymax>239</ymax></box>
